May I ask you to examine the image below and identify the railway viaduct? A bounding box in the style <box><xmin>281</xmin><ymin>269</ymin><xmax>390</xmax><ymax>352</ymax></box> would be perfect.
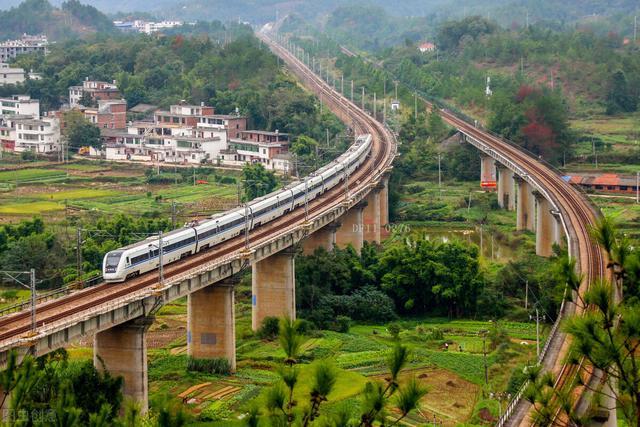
<box><xmin>0</xmin><ymin>28</ymin><xmax>604</xmax><ymax>424</ymax></box>
<box><xmin>0</xmin><ymin>30</ymin><xmax>396</xmax><ymax>414</ymax></box>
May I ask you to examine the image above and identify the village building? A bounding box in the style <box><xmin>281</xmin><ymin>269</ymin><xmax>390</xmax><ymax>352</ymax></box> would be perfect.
<box><xmin>69</xmin><ymin>79</ymin><xmax>121</xmax><ymax>108</ymax></box>
<box><xmin>0</xmin><ymin>34</ymin><xmax>48</xmax><ymax>62</ymax></box>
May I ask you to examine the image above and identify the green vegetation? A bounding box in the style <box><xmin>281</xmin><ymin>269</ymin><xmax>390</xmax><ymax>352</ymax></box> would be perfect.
<box><xmin>0</xmin><ymin>168</ymin><xmax>67</xmax><ymax>183</ymax></box>
<box><xmin>63</xmin><ymin>110</ymin><xmax>101</xmax><ymax>149</ymax></box>
<box><xmin>241</xmin><ymin>163</ymin><xmax>277</xmax><ymax>200</ymax></box>
<box><xmin>525</xmin><ymin>217</ymin><xmax>640</xmax><ymax>426</ymax></box>
<box><xmin>0</xmin><ymin>0</ymin><xmax>114</xmax><ymax>40</ymax></box>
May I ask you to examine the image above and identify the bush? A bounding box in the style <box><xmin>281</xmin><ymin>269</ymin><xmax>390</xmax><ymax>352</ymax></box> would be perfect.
<box><xmin>20</xmin><ymin>150</ymin><xmax>37</xmax><ymax>161</ymax></box>
<box><xmin>332</xmin><ymin>316</ymin><xmax>351</xmax><ymax>333</ymax></box>
<box><xmin>429</xmin><ymin>327</ymin><xmax>444</xmax><ymax>340</ymax></box>
<box><xmin>1</xmin><ymin>290</ymin><xmax>19</xmax><ymax>300</ymax></box>
<box><xmin>147</xmin><ymin>174</ymin><xmax>182</xmax><ymax>184</ymax></box>
<box><xmin>218</xmin><ymin>176</ymin><xmax>236</xmax><ymax>184</ymax></box>
<box><xmin>186</xmin><ymin>357</ymin><xmax>231</xmax><ymax>375</ymax></box>
<box><xmin>295</xmin><ymin>318</ymin><xmax>316</xmax><ymax>335</ymax></box>
<box><xmin>319</xmin><ymin>286</ymin><xmax>397</xmax><ymax>323</ymax></box>
<box><xmin>257</xmin><ymin>316</ymin><xmax>280</xmax><ymax>340</ymax></box>
<box><xmin>387</xmin><ymin>322</ymin><xmax>402</xmax><ymax>338</ymax></box>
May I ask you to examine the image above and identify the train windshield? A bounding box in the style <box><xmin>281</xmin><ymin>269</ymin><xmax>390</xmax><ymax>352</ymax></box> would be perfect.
<box><xmin>105</xmin><ymin>252</ymin><xmax>123</xmax><ymax>268</ymax></box>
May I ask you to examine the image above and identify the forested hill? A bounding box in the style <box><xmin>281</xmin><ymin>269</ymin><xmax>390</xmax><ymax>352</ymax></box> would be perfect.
<box><xmin>0</xmin><ymin>0</ymin><xmax>114</xmax><ymax>40</ymax></box>
<box><xmin>1</xmin><ymin>0</ymin><xmax>637</xmax><ymax>27</ymax></box>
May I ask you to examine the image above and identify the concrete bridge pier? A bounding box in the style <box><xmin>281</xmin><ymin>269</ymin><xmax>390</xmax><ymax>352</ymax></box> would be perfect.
<box><xmin>552</xmin><ymin>215</ymin><xmax>564</xmax><ymax>248</ymax></box>
<box><xmin>94</xmin><ymin>316</ymin><xmax>154</xmax><ymax>413</ymax></box>
<box><xmin>301</xmin><ymin>223</ymin><xmax>338</xmax><ymax>254</ymax></box>
<box><xmin>534</xmin><ymin>193</ymin><xmax>554</xmax><ymax>257</ymax></box>
<box><xmin>335</xmin><ymin>201</ymin><xmax>366</xmax><ymax>253</ymax></box>
<box><xmin>514</xmin><ymin>176</ymin><xmax>536</xmax><ymax>232</ymax></box>
<box><xmin>496</xmin><ymin>164</ymin><xmax>515</xmax><ymax>210</ymax></box>
<box><xmin>380</xmin><ymin>175</ymin><xmax>390</xmax><ymax>237</ymax></box>
<box><xmin>252</xmin><ymin>249</ymin><xmax>296</xmax><ymax>331</ymax></box>
<box><xmin>362</xmin><ymin>186</ymin><xmax>381</xmax><ymax>243</ymax></box>
<box><xmin>480</xmin><ymin>154</ymin><xmax>496</xmax><ymax>187</ymax></box>
<box><xmin>187</xmin><ymin>281</ymin><xmax>236</xmax><ymax>371</ymax></box>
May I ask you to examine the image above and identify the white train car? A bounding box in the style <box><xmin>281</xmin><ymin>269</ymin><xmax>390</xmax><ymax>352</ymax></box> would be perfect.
<box><xmin>103</xmin><ymin>227</ymin><xmax>197</xmax><ymax>282</ymax></box>
<box><xmin>103</xmin><ymin>134</ymin><xmax>372</xmax><ymax>283</ymax></box>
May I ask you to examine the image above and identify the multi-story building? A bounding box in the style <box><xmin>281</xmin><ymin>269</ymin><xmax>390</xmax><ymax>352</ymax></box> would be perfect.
<box><xmin>82</xmin><ymin>99</ymin><xmax>127</xmax><ymax>129</ymax></box>
<box><xmin>0</xmin><ymin>95</ymin><xmax>39</xmax><ymax>117</ymax></box>
<box><xmin>222</xmin><ymin>130</ymin><xmax>291</xmax><ymax>171</ymax></box>
<box><xmin>69</xmin><ymin>79</ymin><xmax>121</xmax><ymax>108</ymax></box>
<box><xmin>113</xmin><ymin>20</ymin><xmax>183</xmax><ymax>34</ymax></box>
<box><xmin>102</xmin><ymin>102</ymin><xmax>290</xmax><ymax>171</ymax></box>
<box><xmin>0</xmin><ymin>63</ymin><xmax>41</xmax><ymax>86</ymax></box>
<box><xmin>0</xmin><ymin>34</ymin><xmax>48</xmax><ymax>62</ymax></box>
<box><xmin>13</xmin><ymin>116</ymin><xmax>61</xmax><ymax>154</ymax></box>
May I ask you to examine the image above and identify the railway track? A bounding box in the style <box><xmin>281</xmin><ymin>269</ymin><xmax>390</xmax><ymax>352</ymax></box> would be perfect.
<box><xmin>0</xmin><ymin>32</ymin><xmax>395</xmax><ymax>348</ymax></box>
<box><xmin>441</xmin><ymin>111</ymin><xmax>604</xmax><ymax>426</ymax></box>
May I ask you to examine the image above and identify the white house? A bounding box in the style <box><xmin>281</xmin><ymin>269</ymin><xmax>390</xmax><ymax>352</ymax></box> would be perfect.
<box><xmin>14</xmin><ymin>117</ymin><xmax>61</xmax><ymax>154</ymax></box>
<box><xmin>0</xmin><ymin>95</ymin><xmax>39</xmax><ymax>117</ymax></box>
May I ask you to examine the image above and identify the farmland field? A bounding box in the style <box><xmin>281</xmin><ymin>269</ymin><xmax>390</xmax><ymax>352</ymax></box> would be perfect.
<box><xmin>0</xmin><ymin>168</ymin><xmax>67</xmax><ymax>183</ymax></box>
<box><xmin>0</xmin><ymin>160</ymin><xmax>240</xmax><ymax>222</ymax></box>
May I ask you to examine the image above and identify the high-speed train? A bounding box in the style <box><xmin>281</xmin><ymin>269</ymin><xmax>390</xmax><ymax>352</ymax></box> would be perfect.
<box><xmin>103</xmin><ymin>134</ymin><xmax>372</xmax><ymax>282</ymax></box>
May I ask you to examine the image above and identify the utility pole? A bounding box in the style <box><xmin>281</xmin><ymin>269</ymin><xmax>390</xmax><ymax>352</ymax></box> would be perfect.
<box><xmin>530</xmin><ymin>309</ymin><xmax>544</xmax><ymax>358</ymax></box>
<box><xmin>30</xmin><ymin>268</ymin><xmax>35</xmax><ymax>333</ymax></box>
<box><xmin>1</xmin><ymin>269</ymin><xmax>37</xmax><ymax>335</ymax></box>
<box><xmin>171</xmin><ymin>201</ymin><xmax>176</xmax><ymax>228</ymax></box>
<box><xmin>525</xmin><ymin>280</ymin><xmax>529</xmax><ymax>309</ymax></box>
<box><xmin>349</xmin><ymin>80</ymin><xmax>354</xmax><ymax>103</ymax></box>
<box><xmin>414</xmin><ymin>92</ymin><xmax>417</xmax><ymax>120</ymax></box>
<box><xmin>341</xmin><ymin>75</ymin><xmax>344</xmax><ymax>94</ymax></box>
<box><xmin>383</xmin><ymin>79</ymin><xmax>387</xmax><ymax>122</ymax></box>
<box><xmin>158</xmin><ymin>231</ymin><xmax>164</xmax><ymax>286</ymax></box>
<box><xmin>373</xmin><ymin>92</ymin><xmax>377</xmax><ymax>120</ymax></box>
<box><xmin>437</xmin><ymin>154</ymin><xmax>442</xmax><ymax>188</ymax></box>
<box><xmin>244</xmin><ymin>203</ymin><xmax>250</xmax><ymax>249</ymax></box>
<box><xmin>636</xmin><ymin>171</ymin><xmax>639</xmax><ymax>203</ymax></box>
<box><xmin>480</xmin><ymin>330</ymin><xmax>489</xmax><ymax>385</ymax></box>
<box><xmin>361</xmin><ymin>87</ymin><xmax>365</xmax><ymax>111</ymax></box>
<box><xmin>76</xmin><ymin>227</ymin><xmax>82</xmax><ymax>284</ymax></box>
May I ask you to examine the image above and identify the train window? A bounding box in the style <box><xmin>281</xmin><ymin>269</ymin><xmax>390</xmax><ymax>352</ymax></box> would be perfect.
<box><xmin>131</xmin><ymin>253</ymin><xmax>149</xmax><ymax>264</ymax></box>
<box><xmin>105</xmin><ymin>252</ymin><xmax>122</xmax><ymax>267</ymax></box>
<box><xmin>200</xmin><ymin>228</ymin><xmax>218</xmax><ymax>239</ymax></box>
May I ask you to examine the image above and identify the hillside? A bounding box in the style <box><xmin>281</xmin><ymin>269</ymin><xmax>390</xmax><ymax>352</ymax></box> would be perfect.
<box><xmin>0</xmin><ymin>0</ymin><xmax>114</xmax><ymax>40</ymax></box>
<box><xmin>1</xmin><ymin>0</ymin><xmax>638</xmax><ymax>27</ymax></box>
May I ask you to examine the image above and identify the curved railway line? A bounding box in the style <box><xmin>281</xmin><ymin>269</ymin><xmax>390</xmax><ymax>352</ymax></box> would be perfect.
<box><xmin>272</xmin><ymin>30</ymin><xmax>606</xmax><ymax>424</ymax></box>
<box><xmin>0</xmin><ymin>31</ymin><xmax>394</xmax><ymax>349</ymax></box>
<box><xmin>0</xmin><ymin>28</ymin><xmax>605</xmax><ymax>426</ymax></box>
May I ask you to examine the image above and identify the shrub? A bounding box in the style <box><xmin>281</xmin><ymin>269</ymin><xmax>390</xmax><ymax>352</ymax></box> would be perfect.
<box><xmin>147</xmin><ymin>174</ymin><xmax>181</xmax><ymax>184</ymax></box>
<box><xmin>332</xmin><ymin>316</ymin><xmax>351</xmax><ymax>333</ymax></box>
<box><xmin>1</xmin><ymin>290</ymin><xmax>19</xmax><ymax>300</ymax></box>
<box><xmin>218</xmin><ymin>176</ymin><xmax>236</xmax><ymax>184</ymax></box>
<box><xmin>295</xmin><ymin>318</ymin><xmax>316</xmax><ymax>335</ymax></box>
<box><xmin>319</xmin><ymin>286</ymin><xmax>397</xmax><ymax>323</ymax></box>
<box><xmin>257</xmin><ymin>316</ymin><xmax>280</xmax><ymax>340</ymax></box>
<box><xmin>387</xmin><ymin>322</ymin><xmax>402</xmax><ymax>339</ymax></box>
<box><xmin>427</xmin><ymin>327</ymin><xmax>444</xmax><ymax>340</ymax></box>
<box><xmin>20</xmin><ymin>150</ymin><xmax>37</xmax><ymax>161</ymax></box>
<box><xmin>186</xmin><ymin>357</ymin><xmax>231</xmax><ymax>375</ymax></box>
